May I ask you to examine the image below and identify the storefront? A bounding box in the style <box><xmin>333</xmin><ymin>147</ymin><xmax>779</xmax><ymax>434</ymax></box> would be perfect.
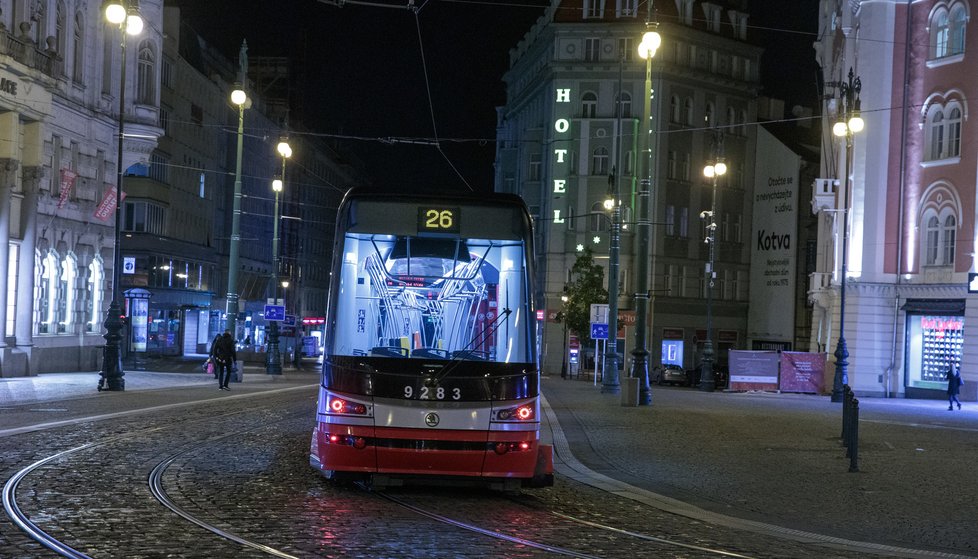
<box><xmin>904</xmin><ymin>299</ymin><xmax>964</xmax><ymax>398</ymax></box>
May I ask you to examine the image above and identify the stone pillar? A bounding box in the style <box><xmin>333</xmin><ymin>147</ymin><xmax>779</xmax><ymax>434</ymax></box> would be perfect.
<box><xmin>0</xmin><ymin>157</ymin><xmax>17</xmax><ymax>349</ymax></box>
<box><xmin>15</xmin><ymin>165</ymin><xmax>42</xmax><ymax>363</ymax></box>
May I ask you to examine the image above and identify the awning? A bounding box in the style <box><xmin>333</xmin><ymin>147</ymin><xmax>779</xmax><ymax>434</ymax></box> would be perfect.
<box><xmin>901</xmin><ymin>299</ymin><xmax>965</xmax><ymax>314</ymax></box>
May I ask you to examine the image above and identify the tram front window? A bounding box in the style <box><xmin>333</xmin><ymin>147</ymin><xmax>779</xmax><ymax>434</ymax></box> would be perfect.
<box><xmin>331</xmin><ymin>234</ymin><xmax>531</xmax><ymax>364</ymax></box>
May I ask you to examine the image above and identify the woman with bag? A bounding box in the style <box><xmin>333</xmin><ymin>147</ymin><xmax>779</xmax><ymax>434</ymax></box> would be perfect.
<box><xmin>947</xmin><ymin>364</ymin><xmax>963</xmax><ymax>411</ymax></box>
<box><xmin>211</xmin><ymin>330</ymin><xmax>237</xmax><ymax>390</ymax></box>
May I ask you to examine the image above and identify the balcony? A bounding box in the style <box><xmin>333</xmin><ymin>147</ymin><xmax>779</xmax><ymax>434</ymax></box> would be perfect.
<box><xmin>0</xmin><ymin>25</ymin><xmax>63</xmax><ymax>80</ymax></box>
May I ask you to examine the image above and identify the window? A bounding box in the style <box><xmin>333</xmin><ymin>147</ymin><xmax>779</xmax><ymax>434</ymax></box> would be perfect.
<box><xmin>922</xmin><ymin>208</ymin><xmax>957</xmax><ymax>267</ymax></box>
<box><xmin>617</xmin><ymin>37</ymin><xmax>634</xmax><ymax>61</ymax></box>
<box><xmin>124</xmin><ymin>201</ymin><xmax>167</xmax><ymax>235</ymax></box>
<box><xmin>161</xmin><ymin>58</ymin><xmax>173</xmax><ymax>88</ymax></box>
<box><xmin>39</xmin><ymin>252</ymin><xmax>60</xmax><ymax>334</ymax></box>
<box><xmin>159</xmin><ymin>106</ymin><xmax>169</xmax><ymax>134</ymax></box>
<box><xmin>681</xmin><ymin>152</ymin><xmax>691</xmax><ymax>181</ymax></box>
<box><xmin>87</xmin><ymin>258</ymin><xmax>103</xmax><ymax>332</ymax></box>
<box><xmin>584</xmin><ymin>38</ymin><xmax>600</xmax><ymax>62</ymax></box>
<box><xmin>703</xmin><ymin>3</ymin><xmax>722</xmax><ymax>32</ymax></box>
<box><xmin>667</xmin><ymin>150</ymin><xmax>677</xmax><ymax>179</ymax></box>
<box><xmin>6</xmin><ymin>245</ymin><xmax>18</xmax><ymax>338</ymax></box>
<box><xmin>670</xmin><ymin>95</ymin><xmax>681</xmax><ymax>123</ymax></box>
<box><xmin>617</xmin><ymin>0</ymin><xmax>637</xmax><ymax>17</ymax></box>
<box><xmin>684</xmin><ymin>97</ymin><xmax>694</xmax><ymax>125</ymax></box>
<box><xmin>677</xmin><ymin>0</ymin><xmax>694</xmax><ymax>25</ymax></box>
<box><xmin>665</xmin><ymin>205</ymin><xmax>675</xmax><ymax>236</ymax></box>
<box><xmin>592</xmin><ymin>147</ymin><xmax>609</xmax><ymax>176</ymax></box>
<box><xmin>926</xmin><ymin>102</ymin><xmax>963</xmax><ymax>161</ymax></box>
<box><xmin>149</xmin><ymin>152</ymin><xmax>169</xmax><ymax>183</ymax></box>
<box><xmin>585</xmin><ymin>0</ymin><xmax>603</xmax><ymax>18</ymax></box>
<box><xmin>56</xmin><ymin>1</ymin><xmax>66</xmax><ymax>60</ymax></box>
<box><xmin>60</xmin><ymin>254</ymin><xmax>77</xmax><ymax>333</ymax></box>
<box><xmin>137</xmin><ymin>40</ymin><xmax>156</xmax><ymax>104</ymax></box>
<box><xmin>528</xmin><ymin>152</ymin><xmax>541</xmax><ymax>181</ymax></box>
<box><xmin>581</xmin><ymin>91</ymin><xmax>598</xmax><ymax>118</ymax></box>
<box><xmin>733</xmin><ymin>213</ymin><xmax>742</xmax><ymax>242</ymax></box>
<box><xmin>590</xmin><ymin>202</ymin><xmax>608</xmax><ymax>232</ymax></box>
<box><xmin>102</xmin><ymin>28</ymin><xmax>114</xmax><ymax>95</ymax></box>
<box><xmin>931</xmin><ymin>4</ymin><xmax>967</xmax><ymax>59</ymax></box>
<box><xmin>679</xmin><ymin>207</ymin><xmax>689</xmax><ymax>238</ymax></box>
<box><xmin>705</xmin><ymin>101</ymin><xmax>715</xmax><ymax>127</ymax></box>
<box><xmin>615</xmin><ymin>91</ymin><xmax>631</xmax><ymax>118</ymax></box>
<box><xmin>72</xmin><ymin>11</ymin><xmax>84</xmax><ymax>82</ymax></box>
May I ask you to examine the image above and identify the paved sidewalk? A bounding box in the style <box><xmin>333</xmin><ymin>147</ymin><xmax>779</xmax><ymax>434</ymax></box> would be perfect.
<box><xmin>541</xmin><ymin>374</ymin><xmax>978</xmax><ymax>557</ymax></box>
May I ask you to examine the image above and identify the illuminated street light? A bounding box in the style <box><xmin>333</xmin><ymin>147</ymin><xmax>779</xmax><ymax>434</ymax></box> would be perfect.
<box><xmin>97</xmin><ymin>0</ymin><xmax>143</xmax><ymax>392</ymax></box>
<box><xmin>266</xmin><ymin>139</ymin><xmax>291</xmax><ymax>375</ymax></box>
<box><xmin>700</xmin><ymin>129</ymin><xmax>727</xmax><ymax>393</ymax></box>
<box><xmin>629</xmin><ymin>10</ymin><xmax>661</xmax><ymax>406</ymax></box>
<box><xmin>831</xmin><ymin>68</ymin><xmax>863</xmax><ymax>403</ymax></box>
<box><xmin>225</xmin><ymin>41</ymin><xmax>249</xmax><ymax>349</ymax></box>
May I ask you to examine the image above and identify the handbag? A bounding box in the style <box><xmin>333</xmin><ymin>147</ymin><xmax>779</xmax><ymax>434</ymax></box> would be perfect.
<box><xmin>207</xmin><ymin>360</ymin><xmax>215</xmax><ymax>375</ymax></box>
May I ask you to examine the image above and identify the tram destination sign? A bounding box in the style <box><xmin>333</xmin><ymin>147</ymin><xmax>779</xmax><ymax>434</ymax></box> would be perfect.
<box><xmin>418</xmin><ymin>207</ymin><xmax>460</xmax><ymax>234</ymax></box>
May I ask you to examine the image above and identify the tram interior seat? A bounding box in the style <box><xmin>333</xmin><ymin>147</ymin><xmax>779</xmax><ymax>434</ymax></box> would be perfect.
<box><xmin>411</xmin><ymin>348</ymin><xmax>450</xmax><ymax>359</ymax></box>
<box><xmin>370</xmin><ymin>346</ymin><xmax>409</xmax><ymax>358</ymax></box>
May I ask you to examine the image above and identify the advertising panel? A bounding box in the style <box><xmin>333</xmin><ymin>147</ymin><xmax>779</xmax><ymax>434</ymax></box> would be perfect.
<box><xmin>779</xmin><ymin>352</ymin><xmax>827</xmax><ymax>394</ymax></box>
<box><xmin>131</xmin><ymin>298</ymin><xmax>148</xmax><ymax>352</ymax></box>
<box><xmin>729</xmin><ymin>350</ymin><xmax>780</xmax><ymax>391</ymax></box>
<box><xmin>747</xmin><ymin>128</ymin><xmax>799</xmax><ymax>346</ymax></box>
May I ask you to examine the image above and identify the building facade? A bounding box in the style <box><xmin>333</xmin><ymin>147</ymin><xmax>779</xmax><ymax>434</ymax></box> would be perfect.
<box><xmin>495</xmin><ymin>0</ymin><xmax>762</xmax><ymax>375</ymax></box>
<box><xmin>810</xmin><ymin>0</ymin><xmax>977</xmax><ymax>399</ymax></box>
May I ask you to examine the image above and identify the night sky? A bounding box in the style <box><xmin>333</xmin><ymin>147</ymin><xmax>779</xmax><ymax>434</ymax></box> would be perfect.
<box><xmin>171</xmin><ymin>0</ymin><xmax>819</xmax><ymax>193</ymax></box>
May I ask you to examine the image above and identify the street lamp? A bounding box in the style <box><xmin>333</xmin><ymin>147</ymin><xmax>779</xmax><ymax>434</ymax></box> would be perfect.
<box><xmin>225</xmin><ymin>46</ymin><xmax>248</xmax><ymax>345</ymax></box>
<box><xmin>629</xmin><ymin>14</ymin><xmax>661</xmax><ymax>406</ymax></box>
<box><xmin>700</xmin><ymin>130</ymin><xmax>726</xmax><ymax>393</ymax></box>
<box><xmin>266</xmin><ymin>139</ymin><xmax>291</xmax><ymax>375</ymax></box>
<box><xmin>831</xmin><ymin>67</ymin><xmax>863</xmax><ymax>402</ymax></box>
<box><xmin>560</xmin><ymin>292</ymin><xmax>569</xmax><ymax>379</ymax></box>
<box><xmin>98</xmin><ymin>0</ymin><xmax>143</xmax><ymax>392</ymax></box>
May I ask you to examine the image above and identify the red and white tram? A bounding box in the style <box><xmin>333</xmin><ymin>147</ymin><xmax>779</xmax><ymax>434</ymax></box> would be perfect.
<box><xmin>310</xmin><ymin>189</ymin><xmax>553</xmax><ymax>490</ymax></box>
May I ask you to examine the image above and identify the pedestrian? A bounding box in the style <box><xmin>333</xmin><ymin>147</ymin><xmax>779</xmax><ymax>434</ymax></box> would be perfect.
<box><xmin>207</xmin><ymin>334</ymin><xmax>221</xmax><ymax>378</ymax></box>
<box><xmin>211</xmin><ymin>330</ymin><xmax>237</xmax><ymax>390</ymax></box>
<box><xmin>947</xmin><ymin>364</ymin><xmax>963</xmax><ymax>411</ymax></box>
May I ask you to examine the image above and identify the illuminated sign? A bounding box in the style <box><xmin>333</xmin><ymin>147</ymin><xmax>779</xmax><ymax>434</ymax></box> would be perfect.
<box><xmin>552</xmin><ymin>87</ymin><xmax>572</xmax><ymax>226</ymax></box>
<box><xmin>969</xmin><ymin>272</ymin><xmax>978</xmax><ymax>293</ymax></box>
<box><xmin>418</xmin><ymin>207</ymin><xmax>459</xmax><ymax>233</ymax></box>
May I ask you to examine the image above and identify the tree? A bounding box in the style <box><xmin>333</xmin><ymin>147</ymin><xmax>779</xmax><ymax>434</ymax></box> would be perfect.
<box><xmin>560</xmin><ymin>247</ymin><xmax>608</xmax><ymax>347</ymax></box>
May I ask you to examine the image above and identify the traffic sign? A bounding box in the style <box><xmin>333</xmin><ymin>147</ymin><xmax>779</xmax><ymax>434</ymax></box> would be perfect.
<box><xmin>264</xmin><ymin>304</ymin><xmax>286</xmax><ymax>321</ymax></box>
<box><xmin>590</xmin><ymin>304</ymin><xmax>609</xmax><ymax>324</ymax></box>
<box><xmin>282</xmin><ymin>314</ymin><xmax>296</xmax><ymax>327</ymax></box>
<box><xmin>590</xmin><ymin>322</ymin><xmax>609</xmax><ymax>340</ymax></box>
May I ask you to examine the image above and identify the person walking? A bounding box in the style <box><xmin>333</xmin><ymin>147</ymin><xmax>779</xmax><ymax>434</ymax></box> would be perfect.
<box><xmin>947</xmin><ymin>364</ymin><xmax>963</xmax><ymax>410</ymax></box>
<box><xmin>211</xmin><ymin>330</ymin><xmax>237</xmax><ymax>390</ymax></box>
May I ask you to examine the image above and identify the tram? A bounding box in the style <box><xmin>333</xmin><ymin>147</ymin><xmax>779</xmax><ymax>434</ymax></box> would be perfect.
<box><xmin>310</xmin><ymin>189</ymin><xmax>553</xmax><ymax>490</ymax></box>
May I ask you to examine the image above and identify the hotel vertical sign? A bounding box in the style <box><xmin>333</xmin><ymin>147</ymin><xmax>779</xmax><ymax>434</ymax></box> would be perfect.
<box><xmin>552</xmin><ymin>87</ymin><xmax>571</xmax><ymax>226</ymax></box>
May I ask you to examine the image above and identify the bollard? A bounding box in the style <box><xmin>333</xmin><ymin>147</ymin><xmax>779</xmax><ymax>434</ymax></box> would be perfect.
<box><xmin>848</xmin><ymin>398</ymin><xmax>860</xmax><ymax>472</ymax></box>
<box><xmin>841</xmin><ymin>384</ymin><xmax>853</xmax><ymax>444</ymax></box>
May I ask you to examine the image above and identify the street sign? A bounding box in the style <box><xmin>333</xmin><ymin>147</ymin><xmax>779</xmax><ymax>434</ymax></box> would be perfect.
<box><xmin>264</xmin><ymin>304</ymin><xmax>286</xmax><ymax>321</ymax></box>
<box><xmin>590</xmin><ymin>304</ymin><xmax>609</xmax><ymax>324</ymax></box>
<box><xmin>282</xmin><ymin>314</ymin><xmax>296</xmax><ymax>327</ymax></box>
<box><xmin>123</xmin><ymin>256</ymin><xmax>135</xmax><ymax>274</ymax></box>
<box><xmin>590</xmin><ymin>322</ymin><xmax>609</xmax><ymax>340</ymax></box>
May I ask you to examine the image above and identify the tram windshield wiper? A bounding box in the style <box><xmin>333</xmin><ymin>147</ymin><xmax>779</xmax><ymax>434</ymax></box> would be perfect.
<box><xmin>433</xmin><ymin>308</ymin><xmax>512</xmax><ymax>382</ymax></box>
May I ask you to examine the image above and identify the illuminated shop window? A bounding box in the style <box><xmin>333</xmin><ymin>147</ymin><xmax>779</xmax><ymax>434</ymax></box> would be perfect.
<box><xmin>87</xmin><ymin>257</ymin><xmax>104</xmax><ymax>332</ymax></box>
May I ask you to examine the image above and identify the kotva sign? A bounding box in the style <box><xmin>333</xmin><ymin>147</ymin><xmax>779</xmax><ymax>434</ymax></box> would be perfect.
<box><xmin>747</xmin><ymin>128</ymin><xmax>799</xmax><ymax>343</ymax></box>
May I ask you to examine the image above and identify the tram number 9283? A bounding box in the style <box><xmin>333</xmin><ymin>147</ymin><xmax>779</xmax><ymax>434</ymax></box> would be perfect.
<box><xmin>404</xmin><ymin>385</ymin><xmax>462</xmax><ymax>401</ymax></box>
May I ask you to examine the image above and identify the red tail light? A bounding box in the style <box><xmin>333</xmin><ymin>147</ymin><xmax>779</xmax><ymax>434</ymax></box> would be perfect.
<box><xmin>496</xmin><ymin>404</ymin><xmax>535</xmax><ymax>421</ymax></box>
<box><xmin>491</xmin><ymin>441</ymin><xmax>534</xmax><ymax>454</ymax></box>
<box><xmin>327</xmin><ymin>396</ymin><xmax>368</xmax><ymax>415</ymax></box>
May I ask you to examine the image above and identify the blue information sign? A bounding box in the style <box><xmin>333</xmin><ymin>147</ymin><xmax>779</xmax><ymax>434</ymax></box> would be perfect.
<box><xmin>590</xmin><ymin>322</ymin><xmax>609</xmax><ymax>340</ymax></box>
<box><xmin>264</xmin><ymin>304</ymin><xmax>286</xmax><ymax>321</ymax></box>
<box><xmin>282</xmin><ymin>314</ymin><xmax>296</xmax><ymax>327</ymax></box>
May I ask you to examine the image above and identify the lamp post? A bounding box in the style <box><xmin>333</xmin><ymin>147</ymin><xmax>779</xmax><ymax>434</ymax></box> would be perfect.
<box><xmin>266</xmin><ymin>140</ymin><xmax>291</xmax><ymax>375</ymax></box>
<box><xmin>98</xmin><ymin>0</ymin><xmax>143</xmax><ymax>392</ymax></box>
<box><xmin>629</xmin><ymin>14</ymin><xmax>661</xmax><ymax>406</ymax></box>
<box><xmin>700</xmin><ymin>130</ymin><xmax>726</xmax><ymax>393</ymax></box>
<box><xmin>225</xmin><ymin>46</ymin><xmax>248</xmax><ymax>342</ymax></box>
<box><xmin>560</xmin><ymin>293</ymin><xmax>569</xmax><ymax>379</ymax></box>
<box><xmin>831</xmin><ymin>67</ymin><xmax>863</xmax><ymax>402</ymax></box>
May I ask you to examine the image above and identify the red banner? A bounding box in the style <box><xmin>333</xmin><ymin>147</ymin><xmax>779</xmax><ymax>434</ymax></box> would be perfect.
<box><xmin>57</xmin><ymin>169</ymin><xmax>77</xmax><ymax>209</ymax></box>
<box><xmin>779</xmin><ymin>352</ymin><xmax>827</xmax><ymax>394</ymax></box>
<box><xmin>93</xmin><ymin>186</ymin><xmax>125</xmax><ymax>222</ymax></box>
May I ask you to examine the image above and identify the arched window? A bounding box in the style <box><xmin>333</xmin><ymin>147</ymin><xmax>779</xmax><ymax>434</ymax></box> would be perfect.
<box><xmin>925</xmin><ymin>215</ymin><xmax>940</xmax><ymax>265</ymax></box>
<box><xmin>592</xmin><ymin>146</ymin><xmax>609</xmax><ymax>176</ymax></box>
<box><xmin>72</xmin><ymin>11</ymin><xmax>84</xmax><ymax>82</ymax></box>
<box><xmin>947</xmin><ymin>106</ymin><xmax>962</xmax><ymax>157</ymax></box>
<box><xmin>87</xmin><ymin>257</ymin><xmax>104</xmax><ymax>332</ymax></box>
<box><xmin>589</xmin><ymin>201</ymin><xmax>608</xmax><ymax>232</ymax></box>
<box><xmin>102</xmin><ymin>26</ymin><xmax>114</xmax><ymax>95</ymax></box>
<box><xmin>739</xmin><ymin>109</ymin><xmax>748</xmax><ymax>135</ymax></box>
<box><xmin>929</xmin><ymin>109</ymin><xmax>945</xmax><ymax>160</ymax></box>
<box><xmin>581</xmin><ymin>91</ymin><xmax>597</xmax><ymax>118</ymax></box>
<box><xmin>943</xmin><ymin>215</ymin><xmax>957</xmax><ymax>265</ymax></box>
<box><xmin>60</xmin><ymin>253</ymin><xmax>77</xmax><ymax>333</ymax></box>
<box><xmin>616</xmin><ymin>91</ymin><xmax>631</xmax><ymax>118</ymax></box>
<box><xmin>39</xmin><ymin>251</ymin><xmax>60</xmax><ymax>334</ymax></box>
<box><xmin>56</xmin><ymin>1</ymin><xmax>66</xmax><ymax>60</ymax></box>
<box><xmin>684</xmin><ymin>97</ymin><xmax>694</xmax><ymax>125</ymax></box>
<box><xmin>727</xmin><ymin>107</ymin><xmax>736</xmax><ymax>130</ymax></box>
<box><xmin>705</xmin><ymin>101</ymin><xmax>715</xmax><ymax>127</ymax></box>
<box><xmin>933</xmin><ymin>9</ymin><xmax>950</xmax><ymax>58</ymax></box>
<box><xmin>137</xmin><ymin>40</ymin><xmax>156</xmax><ymax>105</ymax></box>
<box><xmin>670</xmin><ymin>95</ymin><xmax>681</xmax><ymax>123</ymax></box>
<box><xmin>949</xmin><ymin>4</ymin><xmax>967</xmax><ymax>55</ymax></box>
